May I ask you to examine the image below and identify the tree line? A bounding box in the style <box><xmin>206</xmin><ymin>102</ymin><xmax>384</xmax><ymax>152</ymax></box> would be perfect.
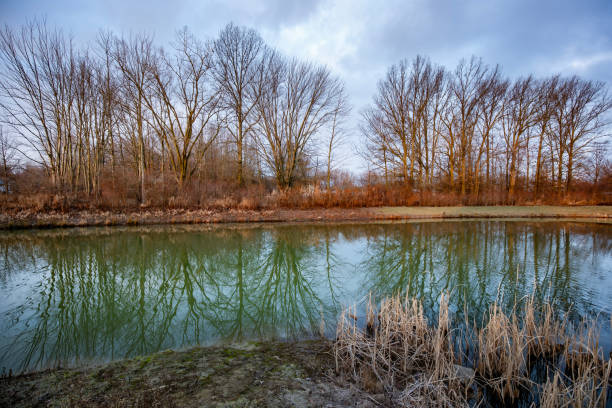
<box><xmin>362</xmin><ymin>56</ymin><xmax>611</xmax><ymax>197</ymax></box>
<box><xmin>0</xmin><ymin>21</ymin><xmax>348</xmax><ymax>204</ymax></box>
<box><xmin>0</xmin><ymin>20</ymin><xmax>610</xmax><ymax>208</ymax></box>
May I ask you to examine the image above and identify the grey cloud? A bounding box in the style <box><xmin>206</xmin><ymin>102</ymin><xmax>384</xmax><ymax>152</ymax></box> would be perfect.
<box><xmin>354</xmin><ymin>0</ymin><xmax>612</xmax><ymax>82</ymax></box>
<box><xmin>1</xmin><ymin>0</ymin><xmax>610</xmax><ymax>172</ymax></box>
<box><xmin>0</xmin><ymin>0</ymin><xmax>323</xmax><ymax>46</ymax></box>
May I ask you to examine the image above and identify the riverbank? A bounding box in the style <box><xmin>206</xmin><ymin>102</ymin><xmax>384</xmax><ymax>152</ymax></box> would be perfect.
<box><xmin>0</xmin><ymin>341</ymin><xmax>380</xmax><ymax>408</ymax></box>
<box><xmin>1</xmin><ymin>205</ymin><xmax>611</xmax><ymax>230</ymax></box>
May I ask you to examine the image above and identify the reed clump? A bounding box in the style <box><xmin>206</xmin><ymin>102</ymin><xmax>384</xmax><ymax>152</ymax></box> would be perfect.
<box><xmin>476</xmin><ymin>303</ymin><xmax>528</xmax><ymax>401</ymax></box>
<box><xmin>334</xmin><ymin>292</ymin><xmax>611</xmax><ymax>407</ymax></box>
<box><xmin>335</xmin><ymin>293</ymin><xmax>469</xmax><ymax>407</ymax></box>
<box><xmin>539</xmin><ymin>360</ymin><xmax>611</xmax><ymax>408</ymax></box>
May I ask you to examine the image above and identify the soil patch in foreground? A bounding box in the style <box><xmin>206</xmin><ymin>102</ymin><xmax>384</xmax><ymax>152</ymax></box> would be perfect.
<box><xmin>0</xmin><ymin>341</ymin><xmax>378</xmax><ymax>408</ymax></box>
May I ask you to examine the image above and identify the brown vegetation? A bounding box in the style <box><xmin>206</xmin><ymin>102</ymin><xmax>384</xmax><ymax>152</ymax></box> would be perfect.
<box><xmin>2</xmin><ymin>180</ymin><xmax>612</xmax><ymax>216</ymax></box>
<box><xmin>334</xmin><ymin>292</ymin><xmax>611</xmax><ymax>407</ymax></box>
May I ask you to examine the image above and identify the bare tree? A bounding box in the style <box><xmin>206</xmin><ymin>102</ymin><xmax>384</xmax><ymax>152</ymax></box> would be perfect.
<box><xmin>449</xmin><ymin>57</ymin><xmax>488</xmax><ymax>195</ymax></box>
<box><xmin>2</xmin><ymin>18</ymin><xmax>610</xmax><ymax>206</ymax></box>
<box><xmin>501</xmin><ymin>76</ymin><xmax>539</xmax><ymax>197</ymax></box>
<box><xmin>591</xmin><ymin>141</ymin><xmax>609</xmax><ymax>185</ymax></box>
<box><xmin>324</xmin><ymin>96</ymin><xmax>350</xmax><ymax>190</ymax></box>
<box><xmin>70</xmin><ymin>52</ymin><xmax>116</xmax><ymax>197</ymax></box>
<box><xmin>112</xmin><ymin>33</ymin><xmax>156</xmax><ymax>203</ymax></box>
<box><xmin>421</xmin><ymin>60</ymin><xmax>447</xmax><ymax>190</ymax></box>
<box><xmin>361</xmin><ymin>56</ymin><xmax>612</xmax><ymax>199</ymax></box>
<box><xmin>533</xmin><ymin>76</ymin><xmax>559</xmax><ymax>194</ymax></box>
<box><xmin>360</xmin><ymin>107</ymin><xmax>392</xmax><ymax>184</ymax></box>
<box><xmin>361</xmin><ymin>60</ymin><xmax>412</xmax><ymax>184</ymax></box>
<box><xmin>255</xmin><ymin>56</ymin><xmax>346</xmax><ymax>189</ymax></box>
<box><xmin>475</xmin><ymin>66</ymin><xmax>507</xmax><ymax>194</ymax></box>
<box><xmin>212</xmin><ymin>23</ymin><xmax>267</xmax><ymax>186</ymax></box>
<box><xmin>146</xmin><ymin>28</ymin><xmax>220</xmax><ymax>186</ymax></box>
<box><xmin>361</xmin><ymin>57</ymin><xmax>447</xmax><ymax>190</ymax></box>
<box><xmin>551</xmin><ymin>76</ymin><xmax>612</xmax><ymax>192</ymax></box>
<box><xmin>439</xmin><ymin>89</ymin><xmax>459</xmax><ymax>189</ymax></box>
<box><xmin>94</xmin><ymin>32</ymin><xmax>120</xmax><ymax>190</ymax></box>
<box><xmin>0</xmin><ymin>127</ymin><xmax>18</xmax><ymax>195</ymax></box>
<box><xmin>0</xmin><ymin>20</ymin><xmax>77</xmax><ymax>191</ymax></box>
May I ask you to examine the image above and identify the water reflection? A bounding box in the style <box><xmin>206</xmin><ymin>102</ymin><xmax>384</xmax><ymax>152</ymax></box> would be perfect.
<box><xmin>0</xmin><ymin>221</ymin><xmax>610</xmax><ymax>372</ymax></box>
<box><xmin>359</xmin><ymin>222</ymin><xmax>611</xmax><ymax>322</ymax></box>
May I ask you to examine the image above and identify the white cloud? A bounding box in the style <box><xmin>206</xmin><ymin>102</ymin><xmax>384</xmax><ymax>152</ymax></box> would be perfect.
<box><xmin>567</xmin><ymin>52</ymin><xmax>612</xmax><ymax>72</ymax></box>
<box><xmin>262</xmin><ymin>0</ymin><xmax>368</xmax><ymax>75</ymax></box>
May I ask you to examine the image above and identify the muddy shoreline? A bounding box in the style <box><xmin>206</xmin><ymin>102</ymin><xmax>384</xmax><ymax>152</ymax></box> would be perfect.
<box><xmin>0</xmin><ymin>341</ymin><xmax>380</xmax><ymax>408</ymax></box>
<box><xmin>1</xmin><ymin>205</ymin><xmax>611</xmax><ymax>230</ymax></box>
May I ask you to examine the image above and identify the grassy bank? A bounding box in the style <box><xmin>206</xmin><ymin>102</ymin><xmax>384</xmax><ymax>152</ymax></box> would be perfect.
<box><xmin>1</xmin><ymin>205</ymin><xmax>611</xmax><ymax>230</ymax></box>
<box><xmin>378</xmin><ymin>205</ymin><xmax>612</xmax><ymax>219</ymax></box>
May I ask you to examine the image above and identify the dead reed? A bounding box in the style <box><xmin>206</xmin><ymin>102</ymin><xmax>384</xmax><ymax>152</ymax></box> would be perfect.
<box><xmin>334</xmin><ymin>291</ymin><xmax>611</xmax><ymax>407</ymax></box>
<box><xmin>335</xmin><ymin>293</ymin><xmax>470</xmax><ymax>407</ymax></box>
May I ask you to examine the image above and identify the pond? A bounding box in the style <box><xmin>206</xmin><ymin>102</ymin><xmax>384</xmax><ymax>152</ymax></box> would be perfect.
<box><xmin>1</xmin><ymin>220</ymin><xmax>611</xmax><ymax>373</ymax></box>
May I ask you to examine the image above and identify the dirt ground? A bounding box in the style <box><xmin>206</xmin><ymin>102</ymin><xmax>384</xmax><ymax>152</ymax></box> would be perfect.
<box><xmin>1</xmin><ymin>205</ymin><xmax>611</xmax><ymax>230</ymax></box>
<box><xmin>0</xmin><ymin>341</ymin><xmax>382</xmax><ymax>408</ymax></box>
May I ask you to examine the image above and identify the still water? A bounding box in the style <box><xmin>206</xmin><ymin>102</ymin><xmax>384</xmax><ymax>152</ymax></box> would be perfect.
<box><xmin>0</xmin><ymin>220</ymin><xmax>611</xmax><ymax>373</ymax></box>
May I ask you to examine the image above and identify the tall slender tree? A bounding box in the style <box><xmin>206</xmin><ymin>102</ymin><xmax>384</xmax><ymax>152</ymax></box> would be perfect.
<box><xmin>112</xmin><ymin>33</ymin><xmax>156</xmax><ymax>203</ymax></box>
<box><xmin>212</xmin><ymin>23</ymin><xmax>268</xmax><ymax>186</ymax></box>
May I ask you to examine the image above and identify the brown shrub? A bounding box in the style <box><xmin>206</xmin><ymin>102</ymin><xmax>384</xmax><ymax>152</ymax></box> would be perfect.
<box><xmin>2</xmin><ymin>171</ymin><xmax>611</xmax><ymax>212</ymax></box>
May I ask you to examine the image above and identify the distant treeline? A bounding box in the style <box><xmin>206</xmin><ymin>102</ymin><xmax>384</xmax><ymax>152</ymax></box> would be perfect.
<box><xmin>0</xmin><ymin>20</ymin><xmax>611</xmax><ymax>209</ymax></box>
<box><xmin>361</xmin><ymin>56</ymin><xmax>611</xmax><ymax>197</ymax></box>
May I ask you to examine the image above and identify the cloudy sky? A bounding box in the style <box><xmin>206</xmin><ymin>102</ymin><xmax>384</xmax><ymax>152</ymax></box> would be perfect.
<box><xmin>2</xmin><ymin>0</ymin><xmax>611</xmax><ymax>171</ymax></box>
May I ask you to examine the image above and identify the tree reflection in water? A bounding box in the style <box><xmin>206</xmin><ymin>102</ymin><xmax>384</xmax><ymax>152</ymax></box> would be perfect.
<box><xmin>0</xmin><ymin>221</ymin><xmax>610</xmax><ymax>373</ymax></box>
<box><xmin>360</xmin><ymin>222</ymin><xmax>611</xmax><ymax>322</ymax></box>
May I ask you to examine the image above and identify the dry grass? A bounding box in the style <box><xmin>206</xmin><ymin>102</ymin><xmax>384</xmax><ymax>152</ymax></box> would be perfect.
<box><xmin>476</xmin><ymin>303</ymin><xmax>529</xmax><ymax>401</ymax></box>
<box><xmin>540</xmin><ymin>360</ymin><xmax>611</xmax><ymax>408</ymax></box>
<box><xmin>335</xmin><ymin>293</ymin><xmax>470</xmax><ymax>407</ymax></box>
<box><xmin>334</xmin><ymin>291</ymin><xmax>611</xmax><ymax>407</ymax></box>
<box><xmin>3</xmin><ymin>177</ymin><xmax>612</xmax><ymax>213</ymax></box>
